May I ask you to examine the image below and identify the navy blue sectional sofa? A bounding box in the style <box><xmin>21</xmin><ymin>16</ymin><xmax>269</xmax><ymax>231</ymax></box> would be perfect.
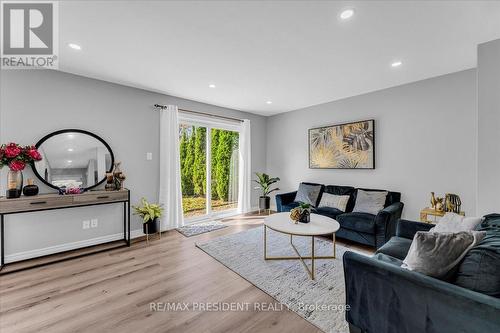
<box><xmin>344</xmin><ymin>216</ymin><xmax>500</xmax><ymax>333</ymax></box>
<box><xmin>275</xmin><ymin>182</ymin><xmax>404</xmax><ymax>249</ymax></box>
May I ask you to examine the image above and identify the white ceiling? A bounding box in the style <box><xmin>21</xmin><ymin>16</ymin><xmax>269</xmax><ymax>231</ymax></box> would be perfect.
<box><xmin>58</xmin><ymin>1</ymin><xmax>500</xmax><ymax>116</ymax></box>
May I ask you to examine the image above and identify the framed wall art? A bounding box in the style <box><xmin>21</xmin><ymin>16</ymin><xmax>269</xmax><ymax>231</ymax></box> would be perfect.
<box><xmin>309</xmin><ymin>119</ymin><xmax>375</xmax><ymax>169</ymax></box>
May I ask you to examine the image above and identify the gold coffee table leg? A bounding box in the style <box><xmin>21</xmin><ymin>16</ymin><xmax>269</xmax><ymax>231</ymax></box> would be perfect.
<box><xmin>333</xmin><ymin>233</ymin><xmax>336</xmax><ymax>258</ymax></box>
<box><xmin>311</xmin><ymin>236</ymin><xmax>315</xmax><ymax>280</ymax></box>
<box><xmin>263</xmin><ymin>225</ymin><xmax>267</xmax><ymax>259</ymax></box>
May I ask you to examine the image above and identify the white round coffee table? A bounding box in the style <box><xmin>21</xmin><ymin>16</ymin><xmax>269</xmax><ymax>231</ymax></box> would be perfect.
<box><xmin>263</xmin><ymin>212</ymin><xmax>340</xmax><ymax>280</ymax></box>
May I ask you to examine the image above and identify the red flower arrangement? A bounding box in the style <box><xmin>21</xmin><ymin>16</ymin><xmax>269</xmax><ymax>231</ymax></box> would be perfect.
<box><xmin>0</xmin><ymin>143</ymin><xmax>43</xmax><ymax>171</ymax></box>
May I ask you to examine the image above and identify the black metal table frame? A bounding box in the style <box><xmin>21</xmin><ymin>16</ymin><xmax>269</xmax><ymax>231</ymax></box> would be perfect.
<box><xmin>0</xmin><ymin>192</ymin><xmax>130</xmax><ymax>274</ymax></box>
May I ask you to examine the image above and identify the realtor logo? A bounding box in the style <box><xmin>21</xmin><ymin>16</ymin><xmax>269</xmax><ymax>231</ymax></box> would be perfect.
<box><xmin>1</xmin><ymin>1</ymin><xmax>58</xmax><ymax>69</ymax></box>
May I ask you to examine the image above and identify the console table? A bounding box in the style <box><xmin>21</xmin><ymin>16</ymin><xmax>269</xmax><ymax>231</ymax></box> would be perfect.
<box><xmin>420</xmin><ymin>207</ymin><xmax>465</xmax><ymax>223</ymax></box>
<box><xmin>0</xmin><ymin>189</ymin><xmax>130</xmax><ymax>274</ymax></box>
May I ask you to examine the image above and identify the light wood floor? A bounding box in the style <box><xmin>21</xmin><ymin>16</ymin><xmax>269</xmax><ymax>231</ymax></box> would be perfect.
<box><xmin>0</xmin><ymin>212</ymin><xmax>373</xmax><ymax>333</ymax></box>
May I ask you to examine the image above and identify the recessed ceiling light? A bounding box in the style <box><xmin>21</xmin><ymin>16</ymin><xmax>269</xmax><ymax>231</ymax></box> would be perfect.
<box><xmin>266</xmin><ymin>101</ymin><xmax>272</xmax><ymax>104</ymax></box>
<box><xmin>391</xmin><ymin>61</ymin><xmax>402</xmax><ymax>67</ymax></box>
<box><xmin>208</xmin><ymin>84</ymin><xmax>216</xmax><ymax>88</ymax></box>
<box><xmin>68</xmin><ymin>43</ymin><xmax>81</xmax><ymax>50</ymax></box>
<box><xmin>340</xmin><ymin>9</ymin><xmax>354</xmax><ymax>20</ymax></box>
<box><xmin>67</xmin><ymin>148</ymin><xmax>74</xmax><ymax>152</ymax></box>
<box><xmin>67</xmin><ymin>160</ymin><xmax>72</xmax><ymax>163</ymax></box>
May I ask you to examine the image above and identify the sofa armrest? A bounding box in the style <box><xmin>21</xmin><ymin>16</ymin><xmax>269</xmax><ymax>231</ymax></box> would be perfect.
<box><xmin>396</xmin><ymin>219</ymin><xmax>434</xmax><ymax>239</ymax></box>
<box><xmin>275</xmin><ymin>191</ymin><xmax>297</xmax><ymax>212</ymax></box>
<box><xmin>374</xmin><ymin>202</ymin><xmax>404</xmax><ymax>248</ymax></box>
<box><xmin>343</xmin><ymin>251</ymin><xmax>500</xmax><ymax>333</ymax></box>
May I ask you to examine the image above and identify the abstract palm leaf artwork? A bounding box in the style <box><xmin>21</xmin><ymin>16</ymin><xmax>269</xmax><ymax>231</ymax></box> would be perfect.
<box><xmin>309</xmin><ymin>120</ymin><xmax>375</xmax><ymax>169</ymax></box>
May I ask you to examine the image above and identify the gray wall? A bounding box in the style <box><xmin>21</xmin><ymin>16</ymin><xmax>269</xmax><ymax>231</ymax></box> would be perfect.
<box><xmin>477</xmin><ymin>38</ymin><xmax>500</xmax><ymax>215</ymax></box>
<box><xmin>0</xmin><ymin>70</ymin><xmax>267</xmax><ymax>259</ymax></box>
<box><xmin>266</xmin><ymin>69</ymin><xmax>477</xmax><ymax>220</ymax></box>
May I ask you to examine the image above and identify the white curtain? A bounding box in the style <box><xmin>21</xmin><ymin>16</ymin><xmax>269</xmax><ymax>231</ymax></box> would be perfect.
<box><xmin>159</xmin><ymin>105</ymin><xmax>184</xmax><ymax>230</ymax></box>
<box><xmin>237</xmin><ymin>119</ymin><xmax>252</xmax><ymax>214</ymax></box>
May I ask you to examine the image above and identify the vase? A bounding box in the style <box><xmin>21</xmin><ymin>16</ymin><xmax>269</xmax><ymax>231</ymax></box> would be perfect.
<box><xmin>22</xmin><ymin>178</ymin><xmax>39</xmax><ymax>196</ymax></box>
<box><xmin>6</xmin><ymin>170</ymin><xmax>23</xmax><ymax>199</ymax></box>
<box><xmin>143</xmin><ymin>217</ymin><xmax>159</xmax><ymax>234</ymax></box>
<box><xmin>299</xmin><ymin>210</ymin><xmax>310</xmax><ymax>223</ymax></box>
<box><xmin>259</xmin><ymin>196</ymin><xmax>270</xmax><ymax>210</ymax></box>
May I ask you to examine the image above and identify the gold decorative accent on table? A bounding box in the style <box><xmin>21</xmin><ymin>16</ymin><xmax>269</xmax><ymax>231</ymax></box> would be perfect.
<box><xmin>420</xmin><ymin>207</ymin><xmax>465</xmax><ymax>224</ymax></box>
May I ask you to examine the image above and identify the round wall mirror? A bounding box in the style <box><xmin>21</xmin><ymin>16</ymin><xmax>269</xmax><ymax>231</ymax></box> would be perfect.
<box><xmin>32</xmin><ymin>129</ymin><xmax>114</xmax><ymax>191</ymax></box>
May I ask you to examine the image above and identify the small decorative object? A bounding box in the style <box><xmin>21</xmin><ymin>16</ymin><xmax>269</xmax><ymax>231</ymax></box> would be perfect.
<box><xmin>58</xmin><ymin>187</ymin><xmax>84</xmax><ymax>195</ymax></box>
<box><xmin>105</xmin><ymin>172</ymin><xmax>115</xmax><ymax>191</ymax></box>
<box><xmin>298</xmin><ymin>203</ymin><xmax>312</xmax><ymax>223</ymax></box>
<box><xmin>253</xmin><ymin>172</ymin><xmax>280</xmax><ymax>212</ymax></box>
<box><xmin>445</xmin><ymin>193</ymin><xmax>462</xmax><ymax>214</ymax></box>
<box><xmin>290</xmin><ymin>208</ymin><xmax>301</xmax><ymax>223</ymax></box>
<box><xmin>113</xmin><ymin>162</ymin><xmax>126</xmax><ymax>190</ymax></box>
<box><xmin>0</xmin><ymin>142</ymin><xmax>42</xmax><ymax>199</ymax></box>
<box><xmin>435</xmin><ymin>197</ymin><xmax>445</xmax><ymax>212</ymax></box>
<box><xmin>22</xmin><ymin>178</ymin><xmax>39</xmax><ymax>196</ymax></box>
<box><xmin>430</xmin><ymin>192</ymin><xmax>437</xmax><ymax>209</ymax></box>
<box><xmin>133</xmin><ymin>198</ymin><xmax>163</xmax><ymax>236</ymax></box>
<box><xmin>309</xmin><ymin>119</ymin><xmax>375</xmax><ymax>169</ymax></box>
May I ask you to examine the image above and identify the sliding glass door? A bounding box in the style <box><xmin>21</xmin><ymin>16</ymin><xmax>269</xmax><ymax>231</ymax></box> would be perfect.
<box><xmin>179</xmin><ymin>119</ymin><xmax>240</xmax><ymax>222</ymax></box>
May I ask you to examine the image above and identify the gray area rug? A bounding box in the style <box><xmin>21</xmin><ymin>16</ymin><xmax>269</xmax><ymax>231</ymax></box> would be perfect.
<box><xmin>197</xmin><ymin>226</ymin><xmax>360</xmax><ymax>333</ymax></box>
<box><xmin>176</xmin><ymin>220</ymin><xmax>227</xmax><ymax>237</ymax></box>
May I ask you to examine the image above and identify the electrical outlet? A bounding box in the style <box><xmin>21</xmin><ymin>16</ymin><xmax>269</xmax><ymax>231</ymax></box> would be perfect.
<box><xmin>91</xmin><ymin>219</ymin><xmax>98</xmax><ymax>228</ymax></box>
<box><xmin>83</xmin><ymin>220</ymin><xmax>90</xmax><ymax>229</ymax></box>
<box><xmin>146</xmin><ymin>152</ymin><xmax>153</xmax><ymax>160</ymax></box>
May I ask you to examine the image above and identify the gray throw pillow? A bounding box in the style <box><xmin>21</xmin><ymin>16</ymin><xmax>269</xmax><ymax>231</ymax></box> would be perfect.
<box><xmin>402</xmin><ymin>231</ymin><xmax>486</xmax><ymax>279</ymax></box>
<box><xmin>352</xmin><ymin>190</ymin><xmax>388</xmax><ymax>215</ymax></box>
<box><xmin>294</xmin><ymin>183</ymin><xmax>322</xmax><ymax>207</ymax></box>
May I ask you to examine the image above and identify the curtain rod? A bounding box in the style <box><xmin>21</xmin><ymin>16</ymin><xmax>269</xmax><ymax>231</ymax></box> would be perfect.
<box><xmin>154</xmin><ymin>104</ymin><xmax>243</xmax><ymax>123</ymax></box>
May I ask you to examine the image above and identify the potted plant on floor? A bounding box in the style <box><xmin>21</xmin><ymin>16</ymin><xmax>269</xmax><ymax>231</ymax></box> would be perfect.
<box><xmin>133</xmin><ymin>198</ymin><xmax>163</xmax><ymax>234</ymax></box>
<box><xmin>253</xmin><ymin>172</ymin><xmax>280</xmax><ymax>212</ymax></box>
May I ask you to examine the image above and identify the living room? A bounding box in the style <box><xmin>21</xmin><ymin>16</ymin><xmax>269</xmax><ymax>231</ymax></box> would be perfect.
<box><xmin>0</xmin><ymin>1</ymin><xmax>499</xmax><ymax>333</ymax></box>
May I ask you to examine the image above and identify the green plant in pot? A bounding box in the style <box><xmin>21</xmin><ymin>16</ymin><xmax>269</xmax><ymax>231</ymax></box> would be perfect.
<box><xmin>298</xmin><ymin>202</ymin><xmax>312</xmax><ymax>223</ymax></box>
<box><xmin>133</xmin><ymin>198</ymin><xmax>163</xmax><ymax>234</ymax></box>
<box><xmin>253</xmin><ymin>172</ymin><xmax>280</xmax><ymax>211</ymax></box>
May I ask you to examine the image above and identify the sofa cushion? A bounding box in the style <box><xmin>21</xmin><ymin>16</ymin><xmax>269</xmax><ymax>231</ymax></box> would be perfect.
<box><xmin>376</xmin><ymin>236</ymin><xmax>412</xmax><ymax>260</ymax></box>
<box><xmin>430</xmin><ymin>213</ymin><xmax>483</xmax><ymax>233</ymax></box>
<box><xmin>318</xmin><ymin>193</ymin><xmax>350</xmax><ymax>211</ymax></box>
<box><xmin>454</xmin><ymin>214</ymin><xmax>500</xmax><ymax>297</ymax></box>
<box><xmin>337</xmin><ymin>212</ymin><xmax>377</xmax><ymax>233</ymax></box>
<box><xmin>323</xmin><ymin>185</ymin><xmax>356</xmax><ymax>211</ymax></box>
<box><xmin>352</xmin><ymin>190</ymin><xmax>388</xmax><ymax>215</ymax></box>
<box><xmin>315</xmin><ymin>207</ymin><xmax>344</xmax><ymax>219</ymax></box>
<box><xmin>294</xmin><ymin>182</ymin><xmax>323</xmax><ymax>207</ymax></box>
<box><xmin>354</xmin><ymin>188</ymin><xmax>401</xmax><ymax>207</ymax></box>
<box><xmin>402</xmin><ymin>231</ymin><xmax>486</xmax><ymax>279</ymax></box>
<box><xmin>281</xmin><ymin>202</ymin><xmax>300</xmax><ymax>212</ymax></box>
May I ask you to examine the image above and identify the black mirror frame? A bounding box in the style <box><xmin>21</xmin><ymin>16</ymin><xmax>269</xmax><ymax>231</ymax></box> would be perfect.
<box><xmin>31</xmin><ymin>129</ymin><xmax>115</xmax><ymax>191</ymax></box>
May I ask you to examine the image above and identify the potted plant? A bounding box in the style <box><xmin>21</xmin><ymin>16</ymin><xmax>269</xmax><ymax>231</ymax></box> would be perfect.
<box><xmin>290</xmin><ymin>202</ymin><xmax>312</xmax><ymax>223</ymax></box>
<box><xmin>253</xmin><ymin>172</ymin><xmax>280</xmax><ymax>211</ymax></box>
<box><xmin>298</xmin><ymin>202</ymin><xmax>312</xmax><ymax>223</ymax></box>
<box><xmin>133</xmin><ymin>198</ymin><xmax>163</xmax><ymax>234</ymax></box>
<box><xmin>0</xmin><ymin>143</ymin><xmax>42</xmax><ymax>199</ymax></box>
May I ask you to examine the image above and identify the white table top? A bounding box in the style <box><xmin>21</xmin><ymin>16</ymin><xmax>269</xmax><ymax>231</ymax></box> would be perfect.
<box><xmin>264</xmin><ymin>212</ymin><xmax>340</xmax><ymax>236</ymax></box>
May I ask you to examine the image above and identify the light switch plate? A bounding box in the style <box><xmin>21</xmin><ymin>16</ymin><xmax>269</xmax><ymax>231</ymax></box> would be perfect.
<box><xmin>146</xmin><ymin>152</ymin><xmax>153</xmax><ymax>160</ymax></box>
<box><xmin>83</xmin><ymin>220</ymin><xmax>90</xmax><ymax>229</ymax></box>
<box><xmin>91</xmin><ymin>219</ymin><xmax>98</xmax><ymax>228</ymax></box>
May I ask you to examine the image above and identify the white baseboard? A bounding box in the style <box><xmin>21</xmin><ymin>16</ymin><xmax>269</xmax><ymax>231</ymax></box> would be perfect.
<box><xmin>5</xmin><ymin>229</ymin><xmax>143</xmax><ymax>263</ymax></box>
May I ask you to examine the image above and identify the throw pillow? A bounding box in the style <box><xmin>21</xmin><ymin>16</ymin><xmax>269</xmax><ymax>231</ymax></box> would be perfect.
<box><xmin>352</xmin><ymin>189</ymin><xmax>388</xmax><ymax>215</ymax></box>
<box><xmin>294</xmin><ymin>183</ymin><xmax>322</xmax><ymax>207</ymax></box>
<box><xmin>402</xmin><ymin>231</ymin><xmax>486</xmax><ymax>279</ymax></box>
<box><xmin>430</xmin><ymin>213</ymin><xmax>483</xmax><ymax>233</ymax></box>
<box><xmin>318</xmin><ymin>193</ymin><xmax>350</xmax><ymax>212</ymax></box>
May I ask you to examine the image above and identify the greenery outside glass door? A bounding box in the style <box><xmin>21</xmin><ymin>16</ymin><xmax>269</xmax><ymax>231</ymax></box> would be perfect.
<box><xmin>179</xmin><ymin>123</ymin><xmax>239</xmax><ymax>220</ymax></box>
